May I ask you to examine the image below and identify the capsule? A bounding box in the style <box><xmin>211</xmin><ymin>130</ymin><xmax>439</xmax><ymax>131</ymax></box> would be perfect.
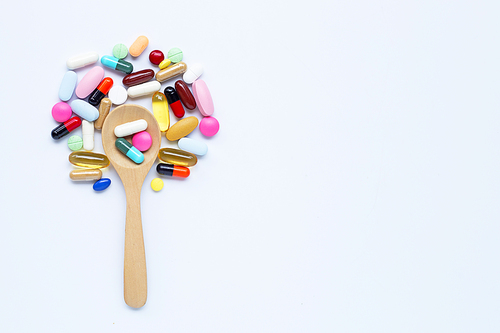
<box><xmin>114</xmin><ymin>119</ymin><xmax>148</xmax><ymax>137</ymax></box>
<box><xmin>164</xmin><ymin>86</ymin><xmax>185</xmax><ymax>118</ymax></box>
<box><xmin>122</xmin><ymin>69</ymin><xmax>155</xmax><ymax>87</ymax></box>
<box><xmin>127</xmin><ymin>81</ymin><xmax>161</xmax><ymax>98</ymax></box>
<box><xmin>82</xmin><ymin>120</ymin><xmax>94</xmax><ymax>151</ymax></box>
<box><xmin>152</xmin><ymin>92</ymin><xmax>170</xmax><ymax>132</ymax></box>
<box><xmin>94</xmin><ymin>98</ymin><xmax>112</xmax><ymax>130</ymax></box>
<box><xmin>158</xmin><ymin>148</ymin><xmax>197</xmax><ymax>167</ymax></box>
<box><xmin>66</xmin><ymin>52</ymin><xmax>99</xmax><ymax>70</ymax></box>
<box><xmin>51</xmin><ymin>117</ymin><xmax>81</xmax><ymax>140</ymax></box>
<box><xmin>69</xmin><ymin>169</ymin><xmax>102</xmax><ymax>181</ymax></box>
<box><xmin>101</xmin><ymin>55</ymin><xmax>133</xmax><ymax>74</ymax></box>
<box><xmin>175</xmin><ymin>80</ymin><xmax>197</xmax><ymax>110</ymax></box>
<box><xmin>88</xmin><ymin>77</ymin><xmax>113</xmax><ymax>106</ymax></box>
<box><xmin>69</xmin><ymin>151</ymin><xmax>110</xmax><ymax>168</ymax></box>
<box><xmin>155</xmin><ymin>62</ymin><xmax>187</xmax><ymax>82</ymax></box>
<box><xmin>156</xmin><ymin>163</ymin><xmax>190</xmax><ymax>178</ymax></box>
<box><xmin>115</xmin><ymin>138</ymin><xmax>144</xmax><ymax>164</ymax></box>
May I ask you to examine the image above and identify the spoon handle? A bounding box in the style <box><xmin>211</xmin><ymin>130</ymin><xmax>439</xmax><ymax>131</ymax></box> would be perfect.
<box><xmin>124</xmin><ymin>188</ymin><xmax>147</xmax><ymax>308</ymax></box>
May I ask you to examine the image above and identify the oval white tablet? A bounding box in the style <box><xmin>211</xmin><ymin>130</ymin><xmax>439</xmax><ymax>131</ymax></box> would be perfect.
<box><xmin>70</xmin><ymin>100</ymin><xmax>99</xmax><ymax>122</ymax></box>
<box><xmin>66</xmin><ymin>52</ymin><xmax>99</xmax><ymax>70</ymax></box>
<box><xmin>82</xmin><ymin>120</ymin><xmax>94</xmax><ymax>151</ymax></box>
<box><xmin>108</xmin><ymin>86</ymin><xmax>128</xmax><ymax>105</ymax></box>
<box><xmin>58</xmin><ymin>71</ymin><xmax>78</xmax><ymax>101</ymax></box>
<box><xmin>114</xmin><ymin>119</ymin><xmax>148</xmax><ymax>137</ymax></box>
<box><xmin>178</xmin><ymin>137</ymin><xmax>208</xmax><ymax>156</ymax></box>
<box><xmin>182</xmin><ymin>63</ymin><xmax>204</xmax><ymax>84</ymax></box>
<box><xmin>127</xmin><ymin>81</ymin><xmax>161</xmax><ymax>98</ymax></box>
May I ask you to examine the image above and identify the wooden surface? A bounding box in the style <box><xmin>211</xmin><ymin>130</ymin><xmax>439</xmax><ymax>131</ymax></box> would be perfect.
<box><xmin>101</xmin><ymin>104</ymin><xmax>161</xmax><ymax>308</ymax></box>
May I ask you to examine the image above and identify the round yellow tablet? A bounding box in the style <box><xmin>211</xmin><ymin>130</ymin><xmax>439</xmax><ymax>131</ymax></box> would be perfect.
<box><xmin>151</xmin><ymin>178</ymin><xmax>164</xmax><ymax>192</ymax></box>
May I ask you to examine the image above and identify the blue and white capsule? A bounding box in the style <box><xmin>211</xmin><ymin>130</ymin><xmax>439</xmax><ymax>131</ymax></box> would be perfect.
<box><xmin>101</xmin><ymin>55</ymin><xmax>133</xmax><ymax>74</ymax></box>
<box><xmin>115</xmin><ymin>138</ymin><xmax>144</xmax><ymax>164</ymax></box>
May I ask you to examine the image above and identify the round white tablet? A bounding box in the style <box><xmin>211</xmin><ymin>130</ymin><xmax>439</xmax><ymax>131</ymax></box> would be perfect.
<box><xmin>108</xmin><ymin>86</ymin><xmax>128</xmax><ymax>105</ymax></box>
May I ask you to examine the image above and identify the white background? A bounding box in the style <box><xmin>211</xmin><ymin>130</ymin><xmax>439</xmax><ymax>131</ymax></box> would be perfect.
<box><xmin>1</xmin><ymin>0</ymin><xmax>499</xmax><ymax>332</ymax></box>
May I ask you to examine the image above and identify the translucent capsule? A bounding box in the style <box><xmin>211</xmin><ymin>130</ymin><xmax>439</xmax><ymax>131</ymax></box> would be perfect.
<box><xmin>69</xmin><ymin>151</ymin><xmax>110</xmax><ymax>168</ymax></box>
<box><xmin>69</xmin><ymin>169</ymin><xmax>102</xmax><ymax>181</ymax></box>
<box><xmin>152</xmin><ymin>92</ymin><xmax>170</xmax><ymax>132</ymax></box>
<box><xmin>155</xmin><ymin>62</ymin><xmax>187</xmax><ymax>82</ymax></box>
<box><xmin>158</xmin><ymin>148</ymin><xmax>197</xmax><ymax>167</ymax></box>
<box><xmin>156</xmin><ymin>163</ymin><xmax>190</xmax><ymax>178</ymax></box>
<box><xmin>115</xmin><ymin>138</ymin><xmax>144</xmax><ymax>164</ymax></box>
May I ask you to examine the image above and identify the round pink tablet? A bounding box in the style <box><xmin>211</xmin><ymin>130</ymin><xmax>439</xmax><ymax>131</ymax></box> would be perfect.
<box><xmin>199</xmin><ymin>116</ymin><xmax>220</xmax><ymax>137</ymax></box>
<box><xmin>52</xmin><ymin>102</ymin><xmax>72</xmax><ymax>122</ymax></box>
<box><xmin>132</xmin><ymin>131</ymin><xmax>152</xmax><ymax>151</ymax></box>
<box><xmin>75</xmin><ymin>66</ymin><xmax>104</xmax><ymax>99</ymax></box>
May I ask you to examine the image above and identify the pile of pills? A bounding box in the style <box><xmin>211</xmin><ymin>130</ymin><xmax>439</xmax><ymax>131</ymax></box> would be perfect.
<box><xmin>51</xmin><ymin>35</ymin><xmax>220</xmax><ymax>192</ymax></box>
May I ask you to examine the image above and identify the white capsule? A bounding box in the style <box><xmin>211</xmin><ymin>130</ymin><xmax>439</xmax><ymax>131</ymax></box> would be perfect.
<box><xmin>70</xmin><ymin>100</ymin><xmax>99</xmax><ymax>122</ymax></box>
<box><xmin>182</xmin><ymin>63</ymin><xmax>204</xmax><ymax>84</ymax></box>
<box><xmin>82</xmin><ymin>120</ymin><xmax>95</xmax><ymax>151</ymax></box>
<box><xmin>114</xmin><ymin>119</ymin><xmax>148</xmax><ymax>137</ymax></box>
<box><xmin>66</xmin><ymin>52</ymin><xmax>99</xmax><ymax>70</ymax></box>
<box><xmin>127</xmin><ymin>81</ymin><xmax>161</xmax><ymax>98</ymax></box>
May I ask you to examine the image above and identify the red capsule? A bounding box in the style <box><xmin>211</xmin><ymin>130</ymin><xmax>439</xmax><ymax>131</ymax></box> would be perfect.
<box><xmin>164</xmin><ymin>86</ymin><xmax>185</xmax><ymax>118</ymax></box>
<box><xmin>96</xmin><ymin>77</ymin><xmax>113</xmax><ymax>94</ymax></box>
<box><xmin>149</xmin><ymin>50</ymin><xmax>165</xmax><ymax>65</ymax></box>
<box><xmin>122</xmin><ymin>69</ymin><xmax>155</xmax><ymax>87</ymax></box>
<box><xmin>174</xmin><ymin>80</ymin><xmax>197</xmax><ymax>110</ymax></box>
<box><xmin>51</xmin><ymin>116</ymin><xmax>82</xmax><ymax>140</ymax></box>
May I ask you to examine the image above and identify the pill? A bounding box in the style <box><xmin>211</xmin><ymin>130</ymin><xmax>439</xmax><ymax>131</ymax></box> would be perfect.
<box><xmin>164</xmin><ymin>86</ymin><xmax>185</xmax><ymax>118</ymax></box>
<box><xmin>70</xmin><ymin>169</ymin><xmax>102</xmax><ymax>181</ymax></box>
<box><xmin>51</xmin><ymin>117</ymin><xmax>81</xmax><ymax>140</ymax></box>
<box><xmin>122</xmin><ymin>69</ymin><xmax>155</xmax><ymax>87</ymax></box>
<box><xmin>66</xmin><ymin>52</ymin><xmax>99</xmax><ymax>70</ymax></box>
<box><xmin>108</xmin><ymin>86</ymin><xmax>128</xmax><ymax>105</ymax></box>
<box><xmin>67</xmin><ymin>135</ymin><xmax>83</xmax><ymax>151</ymax></box>
<box><xmin>174</xmin><ymin>80</ymin><xmax>197</xmax><ymax>110</ymax></box>
<box><xmin>75</xmin><ymin>66</ymin><xmax>104</xmax><ymax>99</ymax></box>
<box><xmin>127</xmin><ymin>81</ymin><xmax>161</xmax><ymax>98</ymax></box>
<box><xmin>159</xmin><ymin>59</ymin><xmax>171</xmax><ymax>69</ymax></box>
<box><xmin>58</xmin><ymin>71</ymin><xmax>78</xmax><ymax>101</ymax></box>
<box><xmin>114</xmin><ymin>119</ymin><xmax>148</xmax><ymax>137</ymax></box>
<box><xmin>52</xmin><ymin>102</ymin><xmax>72</xmax><ymax>122</ymax></box>
<box><xmin>151</xmin><ymin>178</ymin><xmax>164</xmax><ymax>191</ymax></box>
<box><xmin>166</xmin><ymin>116</ymin><xmax>199</xmax><ymax>141</ymax></box>
<box><xmin>70</xmin><ymin>100</ymin><xmax>99</xmax><ymax>121</ymax></box>
<box><xmin>199</xmin><ymin>116</ymin><xmax>220</xmax><ymax>137</ymax></box>
<box><xmin>112</xmin><ymin>43</ymin><xmax>128</xmax><ymax>59</ymax></box>
<box><xmin>149</xmin><ymin>50</ymin><xmax>165</xmax><ymax>65</ymax></box>
<box><xmin>158</xmin><ymin>148</ymin><xmax>197</xmax><ymax>167</ymax></box>
<box><xmin>178</xmin><ymin>137</ymin><xmax>208</xmax><ymax>156</ymax></box>
<box><xmin>115</xmin><ymin>138</ymin><xmax>144</xmax><ymax>164</ymax></box>
<box><xmin>192</xmin><ymin>80</ymin><xmax>214</xmax><ymax>116</ymax></box>
<box><xmin>69</xmin><ymin>151</ymin><xmax>110</xmax><ymax>168</ymax></box>
<box><xmin>129</xmin><ymin>35</ymin><xmax>149</xmax><ymax>57</ymax></box>
<box><xmin>82</xmin><ymin>120</ymin><xmax>94</xmax><ymax>151</ymax></box>
<box><xmin>93</xmin><ymin>178</ymin><xmax>111</xmax><ymax>191</ymax></box>
<box><xmin>101</xmin><ymin>55</ymin><xmax>133</xmax><ymax>74</ymax></box>
<box><xmin>183</xmin><ymin>63</ymin><xmax>204</xmax><ymax>84</ymax></box>
<box><xmin>132</xmin><ymin>131</ymin><xmax>152</xmax><ymax>151</ymax></box>
<box><xmin>167</xmin><ymin>47</ymin><xmax>183</xmax><ymax>63</ymax></box>
<box><xmin>94</xmin><ymin>98</ymin><xmax>112</xmax><ymax>130</ymax></box>
<box><xmin>152</xmin><ymin>92</ymin><xmax>170</xmax><ymax>132</ymax></box>
<box><xmin>88</xmin><ymin>77</ymin><xmax>113</xmax><ymax>106</ymax></box>
<box><xmin>156</xmin><ymin>62</ymin><xmax>187</xmax><ymax>82</ymax></box>
<box><xmin>156</xmin><ymin>163</ymin><xmax>190</xmax><ymax>178</ymax></box>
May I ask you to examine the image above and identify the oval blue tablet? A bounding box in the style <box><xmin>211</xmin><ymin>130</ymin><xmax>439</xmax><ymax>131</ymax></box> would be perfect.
<box><xmin>70</xmin><ymin>100</ymin><xmax>99</xmax><ymax>122</ymax></box>
<box><xmin>93</xmin><ymin>178</ymin><xmax>111</xmax><ymax>191</ymax></box>
<box><xmin>178</xmin><ymin>137</ymin><xmax>208</xmax><ymax>156</ymax></box>
<box><xmin>58</xmin><ymin>71</ymin><xmax>77</xmax><ymax>101</ymax></box>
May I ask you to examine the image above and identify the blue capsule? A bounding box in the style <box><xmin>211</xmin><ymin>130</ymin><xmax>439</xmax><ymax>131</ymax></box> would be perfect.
<box><xmin>115</xmin><ymin>138</ymin><xmax>144</xmax><ymax>164</ymax></box>
<box><xmin>101</xmin><ymin>55</ymin><xmax>133</xmax><ymax>74</ymax></box>
<box><xmin>93</xmin><ymin>178</ymin><xmax>111</xmax><ymax>191</ymax></box>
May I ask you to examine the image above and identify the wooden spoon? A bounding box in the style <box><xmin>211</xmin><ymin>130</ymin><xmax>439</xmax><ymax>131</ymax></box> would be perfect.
<box><xmin>101</xmin><ymin>104</ymin><xmax>161</xmax><ymax>308</ymax></box>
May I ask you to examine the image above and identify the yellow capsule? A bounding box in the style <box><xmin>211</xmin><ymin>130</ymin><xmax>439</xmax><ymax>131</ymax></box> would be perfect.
<box><xmin>158</xmin><ymin>148</ymin><xmax>197</xmax><ymax>167</ymax></box>
<box><xmin>69</xmin><ymin>151</ymin><xmax>110</xmax><ymax>169</ymax></box>
<box><xmin>158</xmin><ymin>58</ymin><xmax>171</xmax><ymax>70</ymax></box>
<box><xmin>152</xmin><ymin>92</ymin><xmax>170</xmax><ymax>132</ymax></box>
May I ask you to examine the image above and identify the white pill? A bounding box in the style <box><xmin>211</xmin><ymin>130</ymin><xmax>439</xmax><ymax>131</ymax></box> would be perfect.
<box><xmin>70</xmin><ymin>100</ymin><xmax>99</xmax><ymax>122</ymax></box>
<box><xmin>108</xmin><ymin>86</ymin><xmax>128</xmax><ymax>105</ymax></box>
<box><xmin>58</xmin><ymin>71</ymin><xmax>77</xmax><ymax>101</ymax></box>
<box><xmin>82</xmin><ymin>120</ymin><xmax>94</xmax><ymax>151</ymax></box>
<box><xmin>66</xmin><ymin>52</ymin><xmax>99</xmax><ymax>70</ymax></box>
<box><xmin>127</xmin><ymin>81</ymin><xmax>161</xmax><ymax>98</ymax></box>
<box><xmin>178</xmin><ymin>137</ymin><xmax>208</xmax><ymax>156</ymax></box>
<box><xmin>114</xmin><ymin>119</ymin><xmax>148</xmax><ymax>137</ymax></box>
<box><xmin>182</xmin><ymin>63</ymin><xmax>204</xmax><ymax>84</ymax></box>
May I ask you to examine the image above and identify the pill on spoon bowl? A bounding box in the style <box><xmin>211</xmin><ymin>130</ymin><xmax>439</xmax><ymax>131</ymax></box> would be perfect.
<box><xmin>132</xmin><ymin>131</ymin><xmax>152</xmax><ymax>152</ymax></box>
<box><xmin>114</xmin><ymin>119</ymin><xmax>148</xmax><ymax>137</ymax></box>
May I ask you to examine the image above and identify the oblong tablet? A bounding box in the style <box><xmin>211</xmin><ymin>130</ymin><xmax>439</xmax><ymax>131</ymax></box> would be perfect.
<box><xmin>192</xmin><ymin>79</ymin><xmax>214</xmax><ymax>116</ymax></box>
<box><xmin>66</xmin><ymin>52</ymin><xmax>99</xmax><ymax>70</ymax></box>
<box><xmin>70</xmin><ymin>100</ymin><xmax>99</xmax><ymax>122</ymax></box>
<box><xmin>59</xmin><ymin>71</ymin><xmax>78</xmax><ymax>101</ymax></box>
<box><xmin>175</xmin><ymin>80</ymin><xmax>196</xmax><ymax>110</ymax></box>
<box><xmin>75</xmin><ymin>66</ymin><xmax>104</xmax><ymax>99</ymax></box>
<box><xmin>155</xmin><ymin>62</ymin><xmax>187</xmax><ymax>82</ymax></box>
<box><xmin>183</xmin><ymin>63</ymin><xmax>203</xmax><ymax>84</ymax></box>
<box><xmin>129</xmin><ymin>36</ymin><xmax>149</xmax><ymax>57</ymax></box>
<box><xmin>178</xmin><ymin>137</ymin><xmax>208</xmax><ymax>156</ymax></box>
<box><xmin>166</xmin><ymin>116</ymin><xmax>198</xmax><ymax>141</ymax></box>
<box><xmin>127</xmin><ymin>81</ymin><xmax>161</xmax><ymax>98</ymax></box>
<box><xmin>114</xmin><ymin>119</ymin><xmax>148</xmax><ymax>137</ymax></box>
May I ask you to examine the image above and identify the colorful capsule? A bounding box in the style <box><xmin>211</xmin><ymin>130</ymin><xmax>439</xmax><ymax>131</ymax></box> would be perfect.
<box><xmin>156</xmin><ymin>163</ymin><xmax>190</xmax><ymax>178</ymax></box>
<box><xmin>88</xmin><ymin>77</ymin><xmax>113</xmax><ymax>106</ymax></box>
<box><xmin>174</xmin><ymin>80</ymin><xmax>197</xmax><ymax>110</ymax></box>
<box><xmin>164</xmin><ymin>86</ymin><xmax>185</xmax><ymax>118</ymax></box>
<box><xmin>69</xmin><ymin>151</ymin><xmax>110</xmax><ymax>168</ymax></box>
<box><xmin>51</xmin><ymin>117</ymin><xmax>82</xmax><ymax>140</ymax></box>
<box><xmin>152</xmin><ymin>92</ymin><xmax>170</xmax><ymax>132</ymax></box>
<box><xmin>122</xmin><ymin>69</ymin><xmax>155</xmax><ymax>87</ymax></box>
<box><xmin>115</xmin><ymin>138</ymin><xmax>144</xmax><ymax>164</ymax></box>
<box><xmin>101</xmin><ymin>55</ymin><xmax>133</xmax><ymax>74</ymax></box>
<box><xmin>158</xmin><ymin>148</ymin><xmax>197</xmax><ymax>167</ymax></box>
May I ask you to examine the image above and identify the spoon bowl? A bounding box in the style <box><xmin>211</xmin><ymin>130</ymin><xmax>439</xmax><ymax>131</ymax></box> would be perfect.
<box><xmin>102</xmin><ymin>104</ymin><xmax>161</xmax><ymax>308</ymax></box>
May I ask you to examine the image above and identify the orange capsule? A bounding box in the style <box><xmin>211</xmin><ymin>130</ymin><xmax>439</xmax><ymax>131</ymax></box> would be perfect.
<box><xmin>88</xmin><ymin>77</ymin><xmax>114</xmax><ymax>106</ymax></box>
<box><xmin>156</xmin><ymin>163</ymin><xmax>190</xmax><ymax>178</ymax></box>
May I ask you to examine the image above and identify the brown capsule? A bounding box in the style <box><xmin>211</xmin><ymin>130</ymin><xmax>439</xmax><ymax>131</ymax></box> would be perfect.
<box><xmin>122</xmin><ymin>69</ymin><xmax>155</xmax><ymax>87</ymax></box>
<box><xmin>156</xmin><ymin>62</ymin><xmax>187</xmax><ymax>82</ymax></box>
<box><xmin>94</xmin><ymin>98</ymin><xmax>112</xmax><ymax>130</ymax></box>
<box><xmin>69</xmin><ymin>169</ymin><xmax>102</xmax><ymax>181</ymax></box>
<box><xmin>174</xmin><ymin>80</ymin><xmax>197</xmax><ymax>110</ymax></box>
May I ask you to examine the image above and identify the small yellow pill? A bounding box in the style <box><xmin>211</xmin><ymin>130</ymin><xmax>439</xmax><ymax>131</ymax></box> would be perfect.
<box><xmin>158</xmin><ymin>59</ymin><xmax>171</xmax><ymax>70</ymax></box>
<box><xmin>151</xmin><ymin>178</ymin><xmax>164</xmax><ymax>192</ymax></box>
